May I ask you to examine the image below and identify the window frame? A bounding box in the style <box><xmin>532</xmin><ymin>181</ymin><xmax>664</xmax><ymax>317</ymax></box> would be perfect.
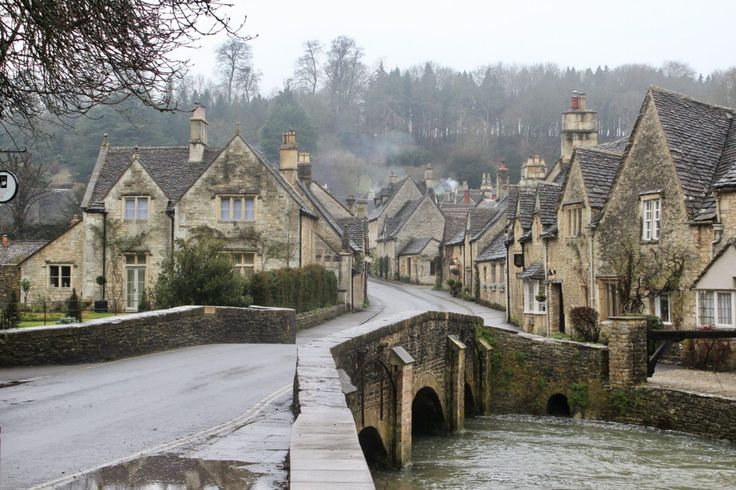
<box><xmin>696</xmin><ymin>290</ymin><xmax>735</xmax><ymax>328</ymax></box>
<box><xmin>654</xmin><ymin>292</ymin><xmax>672</xmax><ymax>326</ymax></box>
<box><xmin>523</xmin><ymin>279</ymin><xmax>546</xmax><ymax>314</ymax></box>
<box><xmin>123</xmin><ymin>196</ymin><xmax>150</xmax><ymax>222</ymax></box>
<box><xmin>564</xmin><ymin>204</ymin><xmax>584</xmax><ymax>238</ymax></box>
<box><xmin>218</xmin><ymin>195</ymin><xmax>256</xmax><ymax>222</ymax></box>
<box><xmin>231</xmin><ymin>252</ymin><xmax>255</xmax><ymax>277</ymax></box>
<box><xmin>49</xmin><ymin>264</ymin><xmax>72</xmax><ymax>289</ymax></box>
<box><xmin>641</xmin><ymin>195</ymin><xmax>661</xmax><ymax>242</ymax></box>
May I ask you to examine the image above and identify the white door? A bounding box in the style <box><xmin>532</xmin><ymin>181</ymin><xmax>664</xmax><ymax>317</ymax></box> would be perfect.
<box><xmin>126</xmin><ymin>266</ymin><xmax>145</xmax><ymax>311</ymax></box>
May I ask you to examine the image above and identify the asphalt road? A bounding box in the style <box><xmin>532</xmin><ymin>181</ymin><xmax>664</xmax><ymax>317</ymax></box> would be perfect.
<box><xmin>0</xmin><ymin>279</ymin><xmax>507</xmax><ymax>489</ymax></box>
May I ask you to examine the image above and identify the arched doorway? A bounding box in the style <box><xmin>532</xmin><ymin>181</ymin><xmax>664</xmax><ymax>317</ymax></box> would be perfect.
<box><xmin>358</xmin><ymin>426</ymin><xmax>389</xmax><ymax>469</ymax></box>
<box><xmin>546</xmin><ymin>393</ymin><xmax>571</xmax><ymax>417</ymax></box>
<box><xmin>464</xmin><ymin>383</ymin><xmax>476</xmax><ymax>416</ymax></box>
<box><xmin>412</xmin><ymin>387</ymin><xmax>445</xmax><ymax>435</ymax></box>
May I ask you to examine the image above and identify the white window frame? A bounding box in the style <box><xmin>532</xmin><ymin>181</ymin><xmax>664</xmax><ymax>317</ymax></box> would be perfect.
<box><xmin>523</xmin><ymin>279</ymin><xmax>546</xmax><ymax>314</ymax></box>
<box><xmin>654</xmin><ymin>293</ymin><xmax>672</xmax><ymax>326</ymax></box>
<box><xmin>123</xmin><ymin>196</ymin><xmax>149</xmax><ymax>221</ymax></box>
<box><xmin>49</xmin><ymin>264</ymin><xmax>72</xmax><ymax>288</ymax></box>
<box><xmin>696</xmin><ymin>290</ymin><xmax>735</xmax><ymax>328</ymax></box>
<box><xmin>219</xmin><ymin>195</ymin><xmax>256</xmax><ymax>222</ymax></box>
<box><xmin>641</xmin><ymin>196</ymin><xmax>661</xmax><ymax>241</ymax></box>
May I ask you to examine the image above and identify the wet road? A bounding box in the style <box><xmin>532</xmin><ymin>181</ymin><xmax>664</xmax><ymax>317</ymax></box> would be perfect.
<box><xmin>0</xmin><ymin>280</ymin><xmax>506</xmax><ymax>489</ymax></box>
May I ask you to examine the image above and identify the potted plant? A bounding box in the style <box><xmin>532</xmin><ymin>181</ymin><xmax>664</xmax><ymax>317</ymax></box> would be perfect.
<box><xmin>94</xmin><ymin>275</ymin><xmax>108</xmax><ymax>312</ymax></box>
<box><xmin>535</xmin><ymin>287</ymin><xmax>547</xmax><ymax>303</ymax></box>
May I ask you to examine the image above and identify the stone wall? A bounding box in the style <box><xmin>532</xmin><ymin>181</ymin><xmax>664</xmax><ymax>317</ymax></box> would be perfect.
<box><xmin>0</xmin><ymin>305</ymin><xmax>295</xmax><ymax>367</ymax></box>
<box><xmin>0</xmin><ymin>264</ymin><xmax>19</xmax><ymax>305</ymax></box>
<box><xmin>483</xmin><ymin>324</ymin><xmax>610</xmax><ymax>416</ymax></box>
<box><xmin>295</xmin><ymin>304</ymin><xmax>347</xmax><ymax>330</ymax></box>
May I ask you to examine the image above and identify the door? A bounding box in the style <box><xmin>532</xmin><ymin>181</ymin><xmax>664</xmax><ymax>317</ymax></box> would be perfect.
<box><xmin>126</xmin><ymin>266</ymin><xmax>145</xmax><ymax>311</ymax></box>
<box><xmin>557</xmin><ymin>284</ymin><xmax>565</xmax><ymax>333</ymax></box>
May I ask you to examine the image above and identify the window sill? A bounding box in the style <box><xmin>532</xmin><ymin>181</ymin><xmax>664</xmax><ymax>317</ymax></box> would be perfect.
<box><xmin>641</xmin><ymin>239</ymin><xmax>659</xmax><ymax>245</ymax></box>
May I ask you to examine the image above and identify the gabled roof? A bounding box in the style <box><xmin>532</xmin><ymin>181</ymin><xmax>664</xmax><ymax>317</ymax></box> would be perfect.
<box><xmin>399</xmin><ymin>237</ymin><xmax>436</xmax><ymax>256</ymax></box>
<box><xmin>368</xmin><ymin>176</ymin><xmax>420</xmax><ymax>221</ymax></box>
<box><xmin>85</xmin><ymin>146</ymin><xmax>222</xmax><ymax>207</ymax></box>
<box><xmin>476</xmin><ymin>233</ymin><xmax>506</xmax><ymax>262</ymax></box>
<box><xmin>335</xmin><ymin>217</ymin><xmax>366</xmax><ymax>253</ymax></box>
<box><xmin>467</xmin><ymin>207</ymin><xmax>497</xmax><ymax>240</ymax></box>
<box><xmin>535</xmin><ymin>183</ymin><xmax>561</xmax><ymax>228</ymax></box>
<box><xmin>297</xmin><ymin>180</ymin><xmax>358</xmax><ymax>251</ymax></box>
<box><xmin>649</xmin><ymin>88</ymin><xmax>734</xmax><ymax>218</ymax></box>
<box><xmin>514</xmin><ymin>186</ymin><xmax>537</xmax><ymax>231</ymax></box>
<box><xmin>595</xmin><ymin>137</ymin><xmax>629</xmax><ymax>154</ymax></box>
<box><xmin>575</xmin><ymin>147</ymin><xmax>623</xmax><ymax>209</ymax></box>
<box><xmin>439</xmin><ymin>202</ymin><xmax>476</xmax><ymax>218</ymax></box>
<box><xmin>0</xmin><ymin>240</ymin><xmax>48</xmax><ymax>265</ymax></box>
<box><xmin>379</xmin><ymin>197</ymin><xmax>425</xmax><ymax>240</ymax></box>
<box><xmin>443</xmin><ymin>216</ymin><xmax>467</xmax><ymax>245</ymax></box>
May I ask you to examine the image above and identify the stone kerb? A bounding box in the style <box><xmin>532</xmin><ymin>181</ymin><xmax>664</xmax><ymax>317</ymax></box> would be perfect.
<box><xmin>0</xmin><ymin>305</ymin><xmax>296</xmax><ymax>367</ymax></box>
<box><xmin>290</xmin><ymin>310</ymin><xmax>482</xmax><ymax>488</ymax></box>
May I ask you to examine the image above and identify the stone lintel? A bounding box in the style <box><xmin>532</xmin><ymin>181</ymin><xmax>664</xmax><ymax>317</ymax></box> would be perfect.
<box><xmin>390</xmin><ymin>345</ymin><xmax>415</xmax><ymax>366</ymax></box>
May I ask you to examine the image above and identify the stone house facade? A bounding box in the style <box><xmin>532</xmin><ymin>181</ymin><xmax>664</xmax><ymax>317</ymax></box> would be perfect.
<box><xmin>18</xmin><ymin>107</ymin><xmax>367</xmax><ymax>311</ymax></box>
<box><xmin>475</xmin><ymin>233</ymin><xmax>507</xmax><ymax>307</ymax></box>
<box><xmin>0</xmin><ymin>235</ymin><xmax>46</xmax><ymax>305</ymax></box>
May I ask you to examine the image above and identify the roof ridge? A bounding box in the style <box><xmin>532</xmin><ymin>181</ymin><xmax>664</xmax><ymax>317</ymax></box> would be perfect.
<box><xmin>649</xmin><ymin>86</ymin><xmax>736</xmax><ymax>115</ymax></box>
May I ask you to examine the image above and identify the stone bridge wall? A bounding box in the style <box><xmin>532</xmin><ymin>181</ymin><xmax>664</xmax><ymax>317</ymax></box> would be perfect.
<box><xmin>0</xmin><ymin>305</ymin><xmax>295</xmax><ymax>367</ymax></box>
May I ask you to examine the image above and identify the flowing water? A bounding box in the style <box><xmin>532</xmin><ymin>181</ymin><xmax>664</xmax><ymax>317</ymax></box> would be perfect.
<box><xmin>373</xmin><ymin>415</ymin><xmax>736</xmax><ymax>489</ymax></box>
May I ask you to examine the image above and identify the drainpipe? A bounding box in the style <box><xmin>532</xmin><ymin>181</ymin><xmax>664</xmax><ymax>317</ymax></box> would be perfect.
<box><xmin>589</xmin><ymin>226</ymin><xmax>596</xmax><ymax>309</ymax></box>
<box><xmin>102</xmin><ymin>211</ymin><xmax>107</xmax><ymax>300</ymax></box>
<box><xmin>298</xmin><ymin>211</ymin><xmax>303</xmax><ymax>268</ymax></box>
<box><xmin>544</xmin><ymin>239</ymin><xmax>550</xmax><ymax>337</ymax></box>
<box><xmin>167</xmin><ymin>208</ymin><xmax>175</xmax><ymax>257</ymax></box>
<box><xmin>711</xmin><ymin>223</ymin><xmax>724</xmax><ymax>260</ymax></box>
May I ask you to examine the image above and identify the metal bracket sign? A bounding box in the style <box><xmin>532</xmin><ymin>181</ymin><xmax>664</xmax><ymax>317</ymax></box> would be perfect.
<box><xmin>0</xmin><ymin>170</ymin><xmax>18</xmax><ymax>203</ymax></box>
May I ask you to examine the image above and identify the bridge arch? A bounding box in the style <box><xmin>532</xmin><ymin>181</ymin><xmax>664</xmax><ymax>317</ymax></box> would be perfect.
<box><xmin>464</xmin><ymin>382</ymin><xmax>476</xmax><ymax>416</ymax></box>
<box><xmin>412</xmin><ymin>386</ymin><xmax>445</xmax><ymax>435</ymax></box>
<box><xmin>357</xmin><ymin>426</ymin><xmax>389</xmax><ymax>468</ymax></box>
<box><xmin>546</xmin><ymin>393</ymin><xmax>571</xmax><ymax>417</ymax></box>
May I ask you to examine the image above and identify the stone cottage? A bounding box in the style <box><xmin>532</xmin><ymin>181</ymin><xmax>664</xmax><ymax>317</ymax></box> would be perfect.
<box><xmin>17</xmin><ymin>106</ymin><xmax>367</xmax><ymax>311</ymax></box>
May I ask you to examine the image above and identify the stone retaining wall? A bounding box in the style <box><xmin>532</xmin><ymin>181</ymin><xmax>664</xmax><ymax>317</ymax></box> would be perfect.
<box><xmin>295</xmin><ymin>304</ymin><xmax>347</xmax><ymax>330</ymax></box>
<box><xmin>0</xmin><ymin>305</ymin><xmax>295</xmax><ymax>367</ymax></box>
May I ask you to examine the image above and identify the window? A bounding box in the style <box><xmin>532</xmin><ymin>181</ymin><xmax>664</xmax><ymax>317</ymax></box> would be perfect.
<box><xmin>219</xmin><ymin>196</ymin><xmax>255</xmax><ymax>222</ymax></box>
<box><xmin>429</xmin><ymin>257</ymin><xmax>437</xmax><ymax>276</ymax></box>
<box><xmin>642</xmin><ymin>197</ymin><xmax>661</xmax><ymax>241</ymax></box>
<box><xmin>523</xmin><ymin>279</ymin><xmax>546</xmax><ymax>314</ymax></box>
<box><xmin>605</xmin><ymin>282</ymin><xmax>620</xmax><ymax>319</ymax></box>
<box><xmin>49</xmin><ymin>265</ymin><xmax>71</xmax><ymax>288</ymax></box>
<box><xmin>697</xmin><ymin>290</ymin><xmax>734</xmax><ymax>328</ymax></box>
<box><xmin>655</xmin><ymin>293</ymin><xmax>672</xmax><ymax>325</ymax></box>
<box><xmin>565</xmin><ymin>205</ymin><xmax>583</xmax><ymax>238</ymax></box>
<box><xmin>124</xmin><ymin>196</ymin><xmax>149</xmax><ymax>221</ymax></box>
<box><xmin>232</xmin><ymin>252</ymin><xmax>255</xmax><ymax>277</ymax></box>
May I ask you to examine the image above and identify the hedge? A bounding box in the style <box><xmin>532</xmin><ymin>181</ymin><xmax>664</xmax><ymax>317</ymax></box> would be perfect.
<box><xmin>247</xmin><ymin>264</ymin><xmax>338</xmax><ymax>313</ymax></box>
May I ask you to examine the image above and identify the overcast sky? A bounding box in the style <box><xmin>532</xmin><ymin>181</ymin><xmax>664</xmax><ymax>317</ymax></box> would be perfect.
<box><xmin>188</xmin><ymin>0</ymin><xmax>736</xmax><ymax>94</ymax></box>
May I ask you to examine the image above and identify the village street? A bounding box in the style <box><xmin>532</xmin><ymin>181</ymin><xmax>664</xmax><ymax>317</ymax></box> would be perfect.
<box><xmin>0</xmin><ymin>279</ymin><xmax>507</xmax><ymax>489</ymax></box>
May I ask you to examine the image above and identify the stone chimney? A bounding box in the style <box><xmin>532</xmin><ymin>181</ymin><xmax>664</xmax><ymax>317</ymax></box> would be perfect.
<box><xmin>346</xmin><ymin>195</ymin><xmax>356</xmax><ymax>214</ymax></box>
<box><xmin>2</xmin><ymin>234</ymin><xmax>8</xmax><ymax>248</ymax></box>
<box><xmin>189</xmin><ymin>103</ymin><xmax>208</xmax><ymax>162</ymax></box>
<box><xmin>389</xmin><ymin>171</ymin><xmax>397</xmax><ymax>185</ymax></box>
<box><xmin>561</xmin><ymin>91</ymin><xmax>597</xmax><ymax>164</ymax></box>
<box><xmin>463</xmin><ymin>181</ymin><xmax>470</xmax><ymax>204</ymax></box>
<box><xmin>356</xmin><ymin>199</ymin><xmax>368</xmax><ymax>218</ymax></box>
<box><xmin>496</xmin><ymin>160</ymin><xmax>510</xmax><ymax>200</ymax></box>
<box><xmin>481</xmin><ymin>172</ymin><xmax>493</xmax><ymax>198</ymax></box>
<box><xmin>297</xmin><ymin>151</ymin><xmax>312</xmax><ymax>184</ymax></box>
<box><xmin>520</xmin><ymin>155</ymin><xmax>547</xmax><ymax>186</ymax></box>
<box><xmin>424</xmin><ymin>163</ymin><xmax>435</xmax><ymax>192</ymax></box>
<box><xmin>70</xmin><ymin>214</ymin><xmax>80</xmax><ymax>227</ymax></box>
<box><xmin>280</xmin><ymin>130</ymin><xmax>298</xmax><ymax>185</ymax></box>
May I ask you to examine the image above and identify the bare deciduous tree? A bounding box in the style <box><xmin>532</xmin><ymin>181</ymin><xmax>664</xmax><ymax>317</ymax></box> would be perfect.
<box><xmin>216</xmin><ymin>38</ymin><xmax>260</xmax><ymax>104</ymax></box>
<box><xmin>324</xmin><ymin>36</ymin><xmax>367</xmax><ymax>111</ymax></box>
<box><xmin>1</xmin><ymin>152</ymin><xmax>50</xmax><ymax>236</ymax></box>
<box><xmin>294</xmin><ymin>40</ymin><xmax>322</xmax><ymax>95</ymax></box>
<box><xmin>0</xmin><ymin>0</ymin><xmax>247</xmax><ymax>136</ymax></box>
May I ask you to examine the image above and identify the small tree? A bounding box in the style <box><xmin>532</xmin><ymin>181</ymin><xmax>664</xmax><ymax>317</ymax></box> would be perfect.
<box><xmin>138</xmin><ymin>288</ymin><xmax>151</xmax><ymax>312</ymax></box>
<box><xmin>570</xmin><ymin>306</ymin><xmax>600</xmax><ymax>343</ymax></box>
<box><xmin>155</xmin><ymin>235</ymin><xmax>246</xmax><ymax>308</ymax></box>
<box><xmin>66</xmin><ymin>288</ymin><xmax>82</xmax><ymax>323</ymax></box>
<box><xmin>20</xmin><ymin>278</ymin><xmax>31</xmax><ymax>306</ymax></box>
<box><xmin>5</xmin><ymin>290</ymin><xmax>19</xmax><ymax>327</ymax></box>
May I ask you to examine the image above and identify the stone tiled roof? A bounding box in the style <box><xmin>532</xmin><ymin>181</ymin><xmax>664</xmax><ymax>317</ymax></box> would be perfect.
<box><xmin>536</xmin><ymin>183</ymin><xmax>561</xmax><ymax>227</ymax></box>
<box><xmin>297</xmin><ymin>180</ymin><xmax>356</xmax><ymax>250</ymax></box>
<box><xmin>380</xmin><ymin>197</ymin><xmax>423</xmax><ymax>240</ymax></box>
<box><xmin>87</xmin><ymin>146</ymin><xmax>222</xmax><ymax>206</ymax></box>
<box><xmin>519</xmin><ymin>261</ymin><xmax>545</xmax><ymax>280</ymax></box>
<box><xmin>399</xmin><ymin>237</ymin><xmax>434</xmax><ymax>256</ymax></box>
<box><xmin>649</xmin><ymin>88</ymin><xmax>734</xmax><ymax>218</ymax></box>
<box><xmin>439</xmin><ymin>202</ymin><xmax>475</xmax><ymax>218</ymax></box>
<box><xmin>335</xmin><ymin>217</ymin><xmax>366</xmax><ymax>253</ymax></box>
<box><xmin>552</xmin><ymin>163</ymin><xmax>571</xmax><ymax>185</ymax></box>
<box><xmin>467</xmin><ymin>207</ymin><xmax>497</xmax><ymax>240</ymax></box>
<box><xmin>576</xmin><ymin>148</ymin><xmax>623</xmax><ymax>209</ymax></box>
<box><xmin>476</xmin><ymin>233</ymin><xmax>506</xmax><ymax>262</ymax></box>
<box><xmin>368</xmin><ymin>177</ymin><xmax>418</xmax><ymax>221</ymax></box>
<box><xmin>517</xmin><ymin>187</ymin><xmax>537</xmax><ymax>231</ymax></box>
<box><xmin>0</xmin><ymin>240</ymin><xmax>47</xmax><ymax>265</ymax></box>
<box><xmin>595</xmin><ymin>137</ymin><xmax>629</xmax><ymax>154</ymax></box>
<box><xmin>468</xmin><ymin>198</ymin><xmax>507</xmax><ymax>242</ymax></box>
<box><xmin>443</xmin><ymin>216</ymin><xmax>467</xmax><ymax>245</ymax></box>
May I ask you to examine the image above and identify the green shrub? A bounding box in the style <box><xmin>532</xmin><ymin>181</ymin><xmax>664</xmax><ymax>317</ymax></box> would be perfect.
<box><xmin>570</xmin><ymin>306</ymin><xmax>600</xmax><ymax>343</ymax></box>
<box><xmin>248</xmin><ymin>265</ymin><xmax>337</xmax><ymax>313</ymax></box>
<box><xmin>138</xmin><ymin>289</ymin><xmax>151</xmax><ymax>312</ymax></box>
<box><xmin>57</xmin><ymin>316</ymin><xmax>77</xmax><ymax>324</ymax></box>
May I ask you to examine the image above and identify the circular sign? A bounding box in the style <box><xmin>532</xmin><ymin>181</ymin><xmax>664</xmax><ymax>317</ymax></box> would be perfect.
<box><xmin>0</xmin><ymin>170</ymin><xmax>19</xmax><ymax>203</ymax></box>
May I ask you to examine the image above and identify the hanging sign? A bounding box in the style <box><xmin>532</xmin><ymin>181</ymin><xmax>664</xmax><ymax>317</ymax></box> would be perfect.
<box><xmin>0</xmin><ymin>170</ymin><xmax>18</xmax><ymax>203</ymax></box>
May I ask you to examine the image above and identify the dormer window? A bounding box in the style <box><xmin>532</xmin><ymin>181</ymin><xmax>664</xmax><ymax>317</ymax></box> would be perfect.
<box><xmin>641</xmin><ymin>195</ymin><xmax>661</xmax><ymax>241</ymax></box>
<box><xmin>219</xmin><ymin>195</ymin><xmax>255</xmax><ymax>222</ymax></box>
<box><xmin>124</xmin><ymin>196</ymin><xmax>149</xmax><ymax>221</ymax></box>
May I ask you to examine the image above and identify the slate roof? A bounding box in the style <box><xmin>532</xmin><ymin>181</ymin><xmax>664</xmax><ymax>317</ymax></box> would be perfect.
<box><xmin>519</xmin><ymin>261</ymin><xmax>545</xmax><ymax>280</ymax></box>
<box><xmin>379</xmin><ymin>197</ymin><xmax>423</xmax><ymax>240</ymax></box>
<box><xmin>595</xmin><ymin>137</ymin><xmax>629</xmax><ymax>154</ymax></box>
<box><xmin>0</xmin><ymin>240</ymin><xmax>47</xmax><ymax>265</ymax></box>
<box><xmin>515</xmin><ymin>187</ymin><xmax>537</xmax><ymax>231</ymax></box>
<box><xmin>399</xmin><ymin>237</ymin><xmax>434</xmax><ymax>256</ymax></box>
<box><xmin>298</xmin><ymin>181</ymin><xmax>360</xmax><ymax>252</ymax></box>
<box><xmin>476</xmin><ymin>233</ymin><xmax>507</xmax><ymax>262</ymax></box>
<box><xmin>439</xmin><ymin>202</ymin><xmax>475</xmax><ymax>218</ymax></box>
<box><xmin>86</xmin><ymin>146</ymin><xmax>221</xmax><ymax>207</ymax></box>
<box><xmin>335</xmin><ymin>217</ymin><xmax>366</xmax><ymax>253</ymax></box>
<box><xmin>536</xmin><ymin>183</ymin><xmax>561</xmax><ymax>228</ymax></box>
<box><xmin>467</xmin><ymin>207</ymin><xmax>497</xmax><ymax>240</ymax></box>
<box><xmin>649</xmin><ymin>88</ymin><xmax>735</xmax><ymax>219</ymax></box>
<box><xmin>575</xmin><ymin>148</ymin><xmax>623</xmax><ymax>209</ymax></box>
<box><xmin>443</xmin><ymin>216</ymin><xmax>467</xmax><ymax>245</ymax></box>
<box><xmin>368</xmin><ymin>176</ymin><xmax>419</xmax><ymax>221</ymax></box>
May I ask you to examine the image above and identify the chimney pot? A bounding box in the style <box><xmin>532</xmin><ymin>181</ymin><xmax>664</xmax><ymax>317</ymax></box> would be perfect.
<box><xmin>70</xmin><ymin>214</ymin><xmax>80</xmax><ymax>227</ymax></box>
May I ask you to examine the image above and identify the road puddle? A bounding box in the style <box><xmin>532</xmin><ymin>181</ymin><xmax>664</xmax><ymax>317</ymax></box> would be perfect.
<box><xmin>56</xmin><ymin>455</ymin><xmax>259</xmax><ymax>489</ymax></box>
